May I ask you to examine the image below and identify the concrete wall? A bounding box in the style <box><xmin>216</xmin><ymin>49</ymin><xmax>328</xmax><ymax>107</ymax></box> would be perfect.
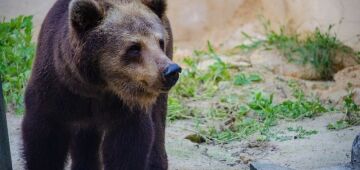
<box><xmin>167</xmin><ymin>0</ymin><xmax>249</xmax><ymax>48</ymax></box>
<box><xmin>1</xmin><ymin>0</ymin><xmax>359</xmax><ymax>49</ymax></box>
<box><xmin>261</xmin><ymin>0</ymin><xmax>360</xmax><ymax>50</ymax></box>
<box><xmin>168</xmin><ymin>0</ymin><xmax>360</xmax><ymax>50</ymax></box>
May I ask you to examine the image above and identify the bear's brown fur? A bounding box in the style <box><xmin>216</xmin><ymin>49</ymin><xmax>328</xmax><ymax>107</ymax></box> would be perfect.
<box><xmin>21</xmin><ymin>0</ymin><xmax>180</xmax><ymax>169</ymax></box>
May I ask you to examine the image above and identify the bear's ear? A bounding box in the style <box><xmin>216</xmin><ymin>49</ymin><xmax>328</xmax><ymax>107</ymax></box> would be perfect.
<box><xmin>69</xmin><ymin>0</ymin><xmax>104</xmax><ymax>34</ymax></box>
<box><xmin>141</xmin><ymin>0</ymin><xmax>167</xmax><ymax>18</ymax></box>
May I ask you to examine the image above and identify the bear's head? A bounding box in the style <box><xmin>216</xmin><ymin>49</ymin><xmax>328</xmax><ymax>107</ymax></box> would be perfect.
<box><xmin>68</xmin><ymin>0</ymin><xmax>181</xmax><ymax>109</ymax></box>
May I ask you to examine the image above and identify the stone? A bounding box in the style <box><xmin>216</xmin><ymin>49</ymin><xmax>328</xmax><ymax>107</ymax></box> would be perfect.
<box><xmin>250</xmin><ymin>161</ymin><xmax>294</xmax><ymax>170</ymax></box>
<box><xmin>250</xmin><ymin>50</ymin><xmax>321</xmax><ymax>80</ymax></box>
<box><xmin>320</xmin><ymin>65</ymin><xmax>360</xmax><ymax>105</ymax></box>
<box><xmin>352</xmin><ymin>133</ymin><xmax>360</xmax><ymax>169</ymax></box>
<box><xmin>239</xmin><ymin>153</ymin><xmax>253</xmax><ymax>164</ymax></box>
<box><xmin>333</xmin><ymin>65</ymin><xmax>360</xmax><ymax>89</ymax></box>
<box><xmin>315</xmin><ymin>164</ymin><xmax>353</xmax><ymax>170</ymax></box>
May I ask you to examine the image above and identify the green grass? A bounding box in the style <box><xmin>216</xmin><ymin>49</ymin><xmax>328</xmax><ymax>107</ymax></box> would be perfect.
<box><xmin>0</xmin><ymin>16</ymin><xmax>35</xmax><ymax>114</ymax></box>
<box><xmin>233</xmin><ymin>21</ymin><xmax>359</xmax><ymax>80</ymax></box>
<box><xmin>233</xmin><ymin>73</ymin><xmax>262</xmax><ymax>86</ymax></box>
<box><xmin>174</xmin><ymin>21</ymin><xmax>359</xmax><ymax>144</ymax></box>
<box><xmin>327</xmin><ymin>120</ymin><xmax>351</xmax><ymax>130</ymax></box>
<box><xmin>169</xmin><ymin>41</ymin><xmax>331</xmax><ymax>144</ymax></box>
<box><xmin>168</xmin><ymin>42</ymin><xmax>233</xmax><ymax>125</ymax></box>
<box><xmin>343</xmin><ymin>90</ymin><xmax>360</xmax><ymax>122</ymax></box>
<box><xmin>167</xmin><ymin>97</ymin><xmax>194</xmax><ymax>122</ymax></box>
<box><xmin>287</xmin><ymin>126</ymin><xmax>318</xmax><ymax>139</ymax></box>
<box><xmin>194</xmin><ymin>89</ymin><xmax>327</xmax><ymax>143</ymax></box>
<box><xmin>171</xmin><ymin>41</ymin><xmax>231</xmax><ymax>99</ymax></box>
<box><xmin>328</xmin><ymin>89</ymin><xmax>360</xmax><ymax>130</ymax></box>
<box><xmin>275</xmin><ymin>81</ymin><xmax>327</xmax><ymax>120</ymax></box>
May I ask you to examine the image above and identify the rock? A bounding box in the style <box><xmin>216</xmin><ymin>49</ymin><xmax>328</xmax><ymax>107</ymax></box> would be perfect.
<box><xmin>250</xmin><ymin>50</ymin><xmax>359</xmax><ymax>81</ymax></box>
<box><xmin>250</xmin><ymin>50</ymin><xmax>320</xmax><ymax>80</ymax></box>
<box><xmin>197</xmin><ymin>55</ymin><xmax>252</xmax><ymax>71</ymax></box>
<box><xmin>352</xmin><ymin>133</ymin><xmax>360</xmax><ymax>169</ymax></box>
<box><xmin>333</xmin><ymin>65</ymin><xmax>360</xmax><ymax>89</ymax></box>
<box><xmin>314</xmin><ymin>164</ymin><xmax>353</xmax><ymax>170</ymax></box>
<box><xmin>250</xmin><ymin>50</ymin><xmax>283</xmax><ymax>70</ymax></box>
<box><xmin>320</xmin><ymin>65</ymin><xmax>360</xmax><ymax>105</ymax></box>
<box><xmin>332</xmin><ymin>51</ymin><xmax>360</xmax><ymax>72</ymax></box>
<box><xmin>250</xmin><ymin>161</ymin><xmax>294</xmax><ymax>170</ymax></box>
<box><xmin>239</xmin><ymin>153</ymin><xmax>253</xmax><ymax>164</ymax></box>
<box><xmin>184</xmin><ymin>134</ymin><xmax>206</xmax><ymax>144</ymax></box>
<box><xmin>354</xmin><ymin>90</ymin><xmax>360</xmax><ymax>106</ymax></box>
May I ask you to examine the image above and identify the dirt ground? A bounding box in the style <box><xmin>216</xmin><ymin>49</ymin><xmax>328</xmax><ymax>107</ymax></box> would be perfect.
<box><xmin>2</xmin><ymin>0</ymin><xmax>360</xmax><ymax>170</ymax></box>
<box><xmin>166</xmin><ymin>114</ymin><xmax>359</xmax><ymax>170</ymax></box>
<box><xmin>7</xmin><ymin>112</ymin><xmax>360</xmax><ymax>170</ymax></box>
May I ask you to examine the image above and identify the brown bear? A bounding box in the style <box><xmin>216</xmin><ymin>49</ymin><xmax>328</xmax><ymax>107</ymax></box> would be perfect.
<box><xmin>21</xmin><ymin>0</ymin><xmax>181</xmax><ymax>170</ymax></box>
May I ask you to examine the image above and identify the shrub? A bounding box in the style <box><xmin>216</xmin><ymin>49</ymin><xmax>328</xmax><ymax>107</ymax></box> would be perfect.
<box><xmin>0</xmin><ymin>16</ymin><xmax>35</xmax><ymax>114</ymax></box>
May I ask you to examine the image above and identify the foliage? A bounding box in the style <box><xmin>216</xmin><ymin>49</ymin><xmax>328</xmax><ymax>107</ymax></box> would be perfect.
<box><xmin>0</xmin><ymin>16</ymin><xmax>35</xmax><ymax>114</ymax></box>
<box><xmin>250</xmin><ymin>81</ymin><xmax>327</xmax><ymax>120</ymax></box>
<box><xmin>191</xmin><ymin>87</ymin><xmax>327</xmax><ymax>143</ymax></box>
<box><xmin>234</xmin><ymin>21</ymin><xmax>359</xmax><ymax>80</ymax></box>
<box><xmin>168</xmin><ymin>20</ymin><xmax>359</xmax><ymax>146</ymax></box>
<box><xmin>233</xmin><ymin>73</ymin><xmax>262</xmax><ymax>86</ymax></box>
<box><xmin>172</xmin><ymin>57</ymin><xmax>200</xmax><ymax>98</ymax></box>
<box><xmin>172</xmin><ymin>41</ymin><xmax>230</xmax><ymax>98</ymax></box>
<box><xmin>202</xmin><ymin>42</ymin><xmax>231</xmax><ymax>83</ymax></box>
<box><xmin>247</xmin><ymin>92</ymin><xmax>277</xmax><ymax>129</ymax></box>
<box><xmin>168</xmin><ymin>40</ymin><xmax>332</xmax><ymax>144</ymax></box>
<box><xmin>229</xmin><ymin>32</ymin><xmax>264</xmax><ymax>55</ymax></box>
<box><xmin>287</xmin><ymin>126</ymin><xmax>318</xmax><ymax>139</ymax></box>
<box><xmin>343</xmin><ymin>90</ymin><xmax>360</xmax><ymax>119</ymax></box>
<box><xmin>275</xmin><ymin>81</ymin><xmax>327</xmax><ymax>119</ymax></box>
<box><xmin>200</xmin><ymin>118</ymin><xmax>261</xmax><ymax>143</ymax></box>
<box><xmin>327</xmin><ymin>120</ymin><xmax>351</xmax><ymax>130</ymax></box>
<box><xmin>167</xmin><ymin>97</ymin><xmax>195</xmax><ymax>122</ymax></box>
<box><xmin>328</xmin><ymin>90</ymin><xmax>360</xmax><ymax>130</ymax></box>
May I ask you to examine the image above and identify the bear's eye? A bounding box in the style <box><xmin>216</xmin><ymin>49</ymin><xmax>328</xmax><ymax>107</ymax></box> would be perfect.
<box><xmin>126</xmin><ymin>43</ymin><xmax>141</xmax><ymax>57</ymax></box>
<box><xmin>159</xmin><ymin>39</ymin><xmax>165</xmax><ymax>51</ymax></box>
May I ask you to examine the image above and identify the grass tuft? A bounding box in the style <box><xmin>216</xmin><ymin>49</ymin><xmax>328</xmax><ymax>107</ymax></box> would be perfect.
<box><xmin>233</xmin><ymin>73</ymin><xmax>262</xmax><ymax>86</ymax></box>
<box><xmin>234</xmin><ymin>21</ymin><xmax>359</xmax><ymax>80</ymax></box>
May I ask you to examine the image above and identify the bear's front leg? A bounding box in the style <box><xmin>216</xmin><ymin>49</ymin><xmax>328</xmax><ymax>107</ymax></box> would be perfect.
<box><xmin>22</xmin><ymin>115</ymin><xmax>70</xmax><ymax>170</ymax></box>
<box><xmin>102</xmin><ymin>112</ymin><xmax>154</xmax><ymax>170</ymax></box>
<box><xmin>70</xmin><ymin>125</ymin><xmax>102</xmax><ymax>170</ymax></box>
<box><xmin>149</xmin><ymin>94</ymin><xmax>168</xmax><ymax>170</ymax></box>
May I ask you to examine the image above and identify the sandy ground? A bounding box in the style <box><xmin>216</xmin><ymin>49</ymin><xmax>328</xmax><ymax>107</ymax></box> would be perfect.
<box><xmin>2</xmin><ymin>0</ymin><xmax>360</xmax><ymax>169</ymax></box>
<box><xmin>7</xmin><ymin>112</ymin><xmax>359</xmax><ymax>170</ymax></box>
<box><xmin>165</xmin><ymin>114</ymin><xmax>360</xmax><ymax>170</ymax></box>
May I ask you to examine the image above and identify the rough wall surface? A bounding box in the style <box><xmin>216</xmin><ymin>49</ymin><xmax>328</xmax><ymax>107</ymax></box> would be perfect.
<box><xmin>261</xmin><ymin>0</ymin><xmax>360</xmax><ymax>50</ymax></box>
<box><xmin>167</xmin><ymin>0</ymin><xmax>360</xmax><ymax>50</ymax></box>
<box><xmin>0</xmin><ymin>0</ymin><xmax>359</xmax><ymax>49</ymax></box>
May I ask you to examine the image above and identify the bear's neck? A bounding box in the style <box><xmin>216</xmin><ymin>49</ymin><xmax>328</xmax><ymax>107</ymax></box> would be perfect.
<box><xmin>53</xmin><ymin>30</ymin><xmax>105</xmax><ymax>98</ymax></box>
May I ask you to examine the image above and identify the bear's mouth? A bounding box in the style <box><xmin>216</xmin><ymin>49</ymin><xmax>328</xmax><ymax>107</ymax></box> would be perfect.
<box><xmin>112</xmin><ymin>83</ymin><xmax>159</xmax><ymax>107</ymax></box>
<box><xmin>160</xmin><ymin>86</ymin><xmax>173</xmax><ymax>92</ymax></box>
<box><xmin>138</xmin><ymin>78</ymin><xmax>175</xmax><ymax>94</ymax></box>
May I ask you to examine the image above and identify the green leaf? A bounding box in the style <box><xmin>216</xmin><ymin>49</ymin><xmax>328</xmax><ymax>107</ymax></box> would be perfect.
<box><xmin>0</xmin><ymin>15</ymin><xmax>35</xmax><ymax>113</ymax></box>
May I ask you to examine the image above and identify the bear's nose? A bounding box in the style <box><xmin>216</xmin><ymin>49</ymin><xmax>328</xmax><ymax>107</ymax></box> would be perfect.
<box><xmin>163</xmin><ymin>64</ymin><xmax>182</xmax><ymax>88</ymax></box>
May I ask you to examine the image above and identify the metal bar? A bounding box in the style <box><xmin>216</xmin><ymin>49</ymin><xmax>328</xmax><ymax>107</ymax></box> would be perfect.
<box><xmin>0</xmin><ymin>81</ymin><xmax>13</xmax><ymax>170</ymax></box>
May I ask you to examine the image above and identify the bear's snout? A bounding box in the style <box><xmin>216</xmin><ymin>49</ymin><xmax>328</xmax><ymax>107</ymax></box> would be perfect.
<box><xmin>162</xmin><ymin>63</ymin><xmax>182</xmax><ymax>89</ymax></box>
